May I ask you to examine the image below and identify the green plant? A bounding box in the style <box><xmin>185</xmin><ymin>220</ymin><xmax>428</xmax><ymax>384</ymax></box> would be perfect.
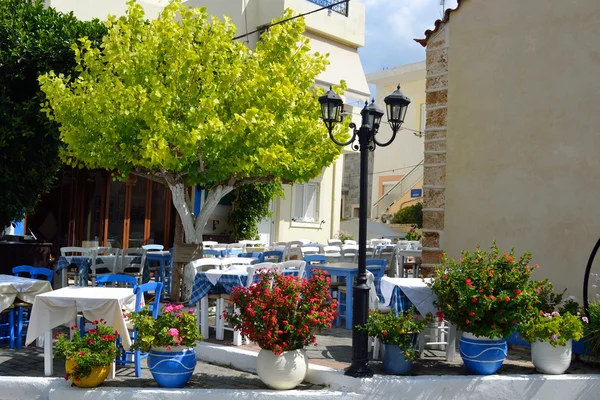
<box><xmin>391</xmin><ymin>203</ymin><xmax>423</xmax><ymax>228</ymax></box>
<box><xmin>0</xmin><ymin>0</ymin><xmax>106</xmax><ymax>228</ymax></box>
<box><xmin>404</xmin><ymin>225</ymin><xmax>421</xmax><ymax>242</ymax></box>
<box><xmin>54</xmin><ymin>320</ymin><xmax>119</xmax><ymax>382</ymax></box>
<box><xmin>428</xmin><ymin>242</ymin><xmax>539</xmax><ymax>339</ymax></box>
<box><xmin>334</xmin><ymin>230</ymin><xmax>354</xmax><ymax>242</ymax></box>
<box><xmin>39</xmin><ymin>0</ymin><xmax>347</xmax><ymax>244</ymax></box>
<box><xmin>517</xmin><ymin>311</ymin><xmax>586</xmax><ymax>347</ymax></box>
<box><xmin>127</xmin><ymin>303</ymin><xmax>202</xmax><ymax>353</ymax></box>
<box><xmin>225</xmin><ymin>270</ymin><xmax>338</xmax><ymax>355</ymax></box>
<box><xmin>357</xmin><ymin>307</ymin><xmax>434</xmax><ymax>361</ymax></box>
<box><xmin>533</xmin><ymin>279</ymin><xmax>566</xmax><ymax>313</ymax></box>
<box><xmin>229</xmin><ymin>182</ymin><xmax>283</xmax><ymax>242</ymax></box>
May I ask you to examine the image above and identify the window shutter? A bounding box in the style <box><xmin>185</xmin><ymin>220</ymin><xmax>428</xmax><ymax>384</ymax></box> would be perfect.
<box><xmin>305</xmin><ymin>184</ymin><xmax>317</xmax><ymax>221</ymax></box>
<box><xmin>293</xmin><ymin>185</ymin><xmax>304</xmax><ymax>219</ymax></box>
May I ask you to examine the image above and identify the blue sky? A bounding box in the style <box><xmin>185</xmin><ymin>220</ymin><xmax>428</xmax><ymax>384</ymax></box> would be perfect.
<box><xmin>357</xmin><ymin>0</ymin><xmax>458</xmax><ymax>74</ymax></box>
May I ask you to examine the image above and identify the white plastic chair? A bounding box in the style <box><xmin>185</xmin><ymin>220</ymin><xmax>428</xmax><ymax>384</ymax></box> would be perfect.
<box><xmin>341</xmin><ymin>246</ymin><xmax>358</xmax><ymax>263</ymax></box>
<box><xmin>185</xmin><ymin>258</ymin><xmax>223</xmax><ymax>339</ymax></box>
<box><xmin>90</xmin><ymin>247</ymin><xmax>120</xmax><ymax>285</ymax></box>
<box><xmin>202</xmin><ymin>241</ymin><xmax>218</xmax><ymax>249</ymax></box>
<box><xmin>283</xmin><ymin>241</ymin><xmax>304</xmax><ymax>261</ymax></box>
<box><xmin>327</xmin><ymin>239</ymin><xmax>342</xmax><ymax>247</ymax></box>
<box><xmin>300</xmin><ymin>244</ymin><xmax>320</xmax><ymax>256</ymax></box>
<box><xmin>120</xmin><ymin>248</ymin><xmax>148</xmax><ymax>285</ymax></box>
<box><xmin>279</xmin><ymin>260</ymin><xmax>306</xmax><ymax>278</ymax></box>
<box><xmin>344</xmin><ymin>240</ymin><xmax>357</xmax><ymax>245</ymax></box>
<box><xmin>60</xmin><ymin>247</ymin><xmax>93</xmax><ymax>287</ymax></box>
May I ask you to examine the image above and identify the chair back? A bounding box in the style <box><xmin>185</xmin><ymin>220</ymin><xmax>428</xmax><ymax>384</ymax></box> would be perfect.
<box><xmin>31</xmin><ymin>267</ymin><xmax>54</xmax><ymax>284</ymax></box>
<box><xmin>12</xmin><ymin>265</ymin><xmax>34</xmax><ymax>278</ymax></box>
<box><xmin>119</xmin><ymin>248</ymin><xmax>147</xmax><ymax>279</ymax></box>
<box><xmin>263</xmin><ymin>250</ymin><xmax>283</xmax><ymax>263</ymax></box>
<box><xmin>246</xmin><ymin>263</ymin><xmax>282</xmax><ymax>286</ymax></box>
<box><xmin>366</xmin><ymin>271</ymin><xmax>379</xmax><ymax>312</ymax></box>
<box><xmin>203</xmin><ymin>249</ymin><xmax>222</xmax><ymax>258</ymax></box>
<box><xmin>323</xmin><ymin>246</ymin><xmax>341</xmax><ymax>256</ymax></box>
<box><xmin>134</xmin><ymin>282</ymin><xmax>163</xmax><ymax>316</ymax></box>
<box><xmin>279</xmin><ymin>260</ymin><xmax>306</xmax><ymax>278</ymax></box>
<box><xmin>60</xmin><ymin>247</ymin><xmax>92</xmax><ymax>262</ymax></box>
<box><xmin>238</xmin><ymin>252</ymin><xmax>265</xmax><ymax>263</ymax></box>
<box><xmin>344</xmin><ymin>240</ymin><xmax>357</xmax><ymax>246</ymax></box>
<box><xmin>300</xmin><ymin>245</ymin><xmax>320</xmax><ymax>256</ymax></box>
<box><xmin>327</xmin><ymin>239</ymin><xmax>342</xmax><ymax>246</ymax></box>
<box><xmin>202</xmin><ymin>241</ymin><xmax>218</xmax><ymax>249</ymax></box>
<box><xmin>96</xmin><ymin>274</ymin><xmax>138</xmax><ymax>288</ymax></box>
<box><xmin>188</xmin><ymin>258</ymin><xmax>223</xmax><ymax>272</ymax></box>
<box><xmin>142</xmin><ymin>244</ymin><xmax>164</xmax><ymax>251</ymax></box>
<box><xmin>283</xmin><ymin>241</ymin><xmax>304</xmax><ymax>261</ymax></box>
<box><xmin>304</xmin><ymin>254</ymin><xmax>326</xmax><ymax>264</ymax></box>
<box><xmin>93</xmin><ymin>247</ymin><xmax>120</xmax><ymax>274</ymax></box>
<box><xmin>341</xmin><ymin>247</ymin><xmax>358</xmax><ymax>263</ymax></box>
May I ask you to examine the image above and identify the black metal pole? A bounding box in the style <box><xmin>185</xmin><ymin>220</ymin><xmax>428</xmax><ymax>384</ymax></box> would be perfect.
<box><xmin>345</xmin><ymin>127</ymin><xmax>374</xmax><ymax>378</ymax></box>
<box><xmin>583</xmin><ymin>238</ymin><xmax>600</xmax><ymax>320</ymax></box>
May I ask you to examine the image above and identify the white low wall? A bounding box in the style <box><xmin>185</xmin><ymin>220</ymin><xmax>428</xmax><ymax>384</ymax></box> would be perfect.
<box><xmin>195</xmin><ymin>342</ymin><xmax>600</xmax><ymax>400</ymax></box>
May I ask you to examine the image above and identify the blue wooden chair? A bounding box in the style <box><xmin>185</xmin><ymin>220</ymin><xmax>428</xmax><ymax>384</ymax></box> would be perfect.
<box><xmin>366</xmin><ymin>259</ymin><xmax>387</xmax><ymax>301</ymax></box>
<box><xmin>303</xmin><ymin>254</ymin><xmax>326</xmax><ymax>278</ymax></box>
<box><xmin>142</xmin><ymin>244</ymin><xmax>164</xmax><ymax>251</ymax></box>
<box><xmin>12</xmin><ymin>265</ymin><xmax>37</xmax><ymax>348</ymax></box>
<box><xmin>12</xmin><ymin>265</ymin><xmax>34</xmax><ymax>278</ymax></box>
<box><xmin>238</xmin><ymin>252</ymin><xmax>264</xmax><ymax>263</ymax></box>
<box><xmin>117</xmin><ymin>281</ymin><xmax>163</xmax><ymax>377</ymax></box>
<box><xmin>96</xmin><ymin>274</ymin><xmax>138</xmax><ymax>288</ymax></box>
<box><xmin>263</xmin><ymin>250</ymin><xmax>283</xmax><ymax>263</ymax></box>
<box><xmin>31</xmin><ymin>268</ymin><xmax>54</xmax><ymax>283</ymax></box>
<box><xmin>0</xmin><ymin>306</ymin><xmax>15</xmax><ymax>349</ymax></box>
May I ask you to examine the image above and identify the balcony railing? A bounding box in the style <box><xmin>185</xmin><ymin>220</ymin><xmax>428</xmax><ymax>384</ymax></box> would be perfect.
<box><xmin>307</xmin><ymin>0</ymin><xmax>348</xmax><ymax>16</ymax></box>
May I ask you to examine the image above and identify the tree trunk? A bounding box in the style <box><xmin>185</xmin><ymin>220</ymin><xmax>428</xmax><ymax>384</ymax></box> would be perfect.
<box><xmin>167</xmin><ymin>180</ymin><xmax>197</xmax><ymax>244</ymax></box>
<box><xmin>194</xmin><ymin>184</ymin><xmax>235</xmax><ymax>239</ymax></box>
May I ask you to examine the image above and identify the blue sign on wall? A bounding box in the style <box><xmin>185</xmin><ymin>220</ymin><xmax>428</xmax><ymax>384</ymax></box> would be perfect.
<box><xmin>410</xmin><ymin>189</ymin><xmax>422</xmax><ymax>198</ymax></box>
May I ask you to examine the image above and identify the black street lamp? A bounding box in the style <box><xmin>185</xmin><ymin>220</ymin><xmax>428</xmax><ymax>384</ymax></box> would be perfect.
<box><xmin>319</xmin><ymin>85</ymin><xmax>411</xmax><ymax>377</ymax></box>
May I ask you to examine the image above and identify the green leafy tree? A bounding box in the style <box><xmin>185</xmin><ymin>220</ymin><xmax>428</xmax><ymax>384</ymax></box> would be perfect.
<box><xmin>0</xmin><ymin>0</ymin><xmax>106</xmax><ymax>229</ymax></box>
<box><xmin>392</xmin><ymin>202</ymin><xmax>423</xmax><ymax>228</ymax></box>
<box><xmin>228</xmin><ymin>182</ymin><xmax>283</xmax><ymax>242</ymax></box>
<box><xmin>39</xmin><ymin>1</ymin><xmax>346</xmax><ymax>244</ymax></box>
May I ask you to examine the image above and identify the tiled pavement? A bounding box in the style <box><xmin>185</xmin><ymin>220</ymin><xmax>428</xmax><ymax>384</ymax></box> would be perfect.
<box><xmin>2</xmin><ymin>326</ymin><xmax>600</xmax><ymax>389</ymax></box>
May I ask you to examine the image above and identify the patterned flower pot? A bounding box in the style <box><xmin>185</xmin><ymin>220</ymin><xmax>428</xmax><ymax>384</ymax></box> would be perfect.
<box><xmin>65</xmin><ymin>359</ymin><xmax>110</xmax><ymax>388</ymax></box>
<box><xmin>459</xmin><ymin>332</ymin><xmax>507</xmax><ymax>375</ymax></box>
<box><xmin>383</xmin><ymin>344</ymin><xmax>413</xmax><ymax>375</ymax></box>
<box><xmin>148</xmin><ymin>346</ymin><xmax>196</xmax><ymax>388</ymax></box>
<box><xmin>531</xmin><ymin>340</ymin><xmax>572</xmax><ymax>374</ymax></box>
<box><xmin>256</xmin><ymin>349</ymin><xmax>308</xmax><ymax>390</ymax></box>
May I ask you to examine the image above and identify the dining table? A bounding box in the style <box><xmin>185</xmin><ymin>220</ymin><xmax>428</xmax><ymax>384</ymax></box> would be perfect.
<box><xmin>0</xmin><ymin>274</ymin><xmax>53</xmax><ymax>313</ymax></box>
<box><xmin>55</xmin><ymin>255</ymin><xmax>151</xmax><ymax>287</ymax></box>
<box><xmin>25</xmin><ymin>286</ymin><xmax>138</xmax><ymax>376</ymax></box>
<box><xmin>380</xmin><ymin>276</ymin><xmax>456</xmax><ymax>360</ymax></box>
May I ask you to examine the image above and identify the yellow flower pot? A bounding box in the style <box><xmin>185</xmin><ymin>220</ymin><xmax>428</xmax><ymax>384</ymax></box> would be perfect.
<box><xmin>65</xmin><ymin>359</ymin><xmax>110</xmax><ymax>388</ymax></box>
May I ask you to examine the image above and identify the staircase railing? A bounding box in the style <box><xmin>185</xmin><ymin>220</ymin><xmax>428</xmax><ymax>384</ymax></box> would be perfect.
<box><xmin>371</xmin><ymin>160</ymin><xmax>424</xmax><ymax>219</ymax></box>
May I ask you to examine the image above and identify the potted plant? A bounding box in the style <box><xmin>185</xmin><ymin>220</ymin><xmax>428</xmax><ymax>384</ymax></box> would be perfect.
<box><xmin>518</xmin><ymin>310</ymin><xmax>586</xmax><ymax>374</ymax></box>
<box><xmin>128</xmin><ymin>303</ymin><xmax>202</xmax><ymax>388</ymax></box>
<box><xmin>357</xmin><ymin>307</ymin><xmax>434</xmax><ymax>374</ymax></box>
<box><xmin>54</xmin><ymin>320</ymin><xmax>119</xmax><ymax>387</ymax></box>
<box><xmin>225</xmin><ymin>269</ymin><xmax>338</xmax><ymax>390</ymax></box>
<box><xmin>429</xmin><ymin>242</ymin><xmax>538</xmax><ymax>374</ymax></box>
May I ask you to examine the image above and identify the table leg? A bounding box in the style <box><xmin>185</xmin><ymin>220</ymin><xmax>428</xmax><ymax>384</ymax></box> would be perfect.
<box><xmin>200</xmin><ymin>297</ymin><xmax>209</xmax><ymax>340</ymax></box>
<box><xmin>446</xmin><ymin>323</ymin><xmax>457</xmax><ymax>361</ymax></box>
<box><xmin>109</xmin><ymin>360</ymin><xmax>116</xmax><ymax>379</ymax></box>
<box><xmin>61</xmin><ymin>269</ymin><xmax>67</xmax><ymax>288</ymax></box>
<box><xmin>345</xmin><ymin>273</ymin><xmax>353</xmax><ymax>330</ymax></box>
<box><xmin>44</xmin><ymin>330</ymin><xmax>53</xmax><ymax>376</ymax></box>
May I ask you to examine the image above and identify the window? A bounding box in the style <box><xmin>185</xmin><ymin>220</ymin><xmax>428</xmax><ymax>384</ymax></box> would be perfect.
<box><xmin>293</xmin><ymin>183</ymin><xmax>319</xmax><ymax>222</ymax></box>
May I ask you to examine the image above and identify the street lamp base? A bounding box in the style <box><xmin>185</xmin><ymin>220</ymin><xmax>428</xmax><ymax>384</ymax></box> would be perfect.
<box><xmin>344</xmin><ymin>361</ymin><xmax>374</xmax><ymax>378</ymax></box>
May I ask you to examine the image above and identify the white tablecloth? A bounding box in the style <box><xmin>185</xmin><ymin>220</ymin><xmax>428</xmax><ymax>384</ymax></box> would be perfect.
<box><xmin>204</xmin><ymin>265</ymin><xmax>249</xmax><ymax>285</ymax></box>
<box><xmin>0</xmin><ymin>275</ymin><xmax>53</xmax><ymax>312</ymax></box>
<box><xmin>381</xmin><ymin>277</ymin><xmax>437</xmax><ymax>316</ymax></box>
<box><xmin>25</xmin><ymin>286</ymin><xmax>137</xmax><ymax>350</ymax></box>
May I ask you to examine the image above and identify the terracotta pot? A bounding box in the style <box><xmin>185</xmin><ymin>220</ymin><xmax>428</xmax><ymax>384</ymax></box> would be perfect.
<box><xmin>65</xmin><ymin>359</ymin><xmax>110</xmax><ymax>388</ymax></box>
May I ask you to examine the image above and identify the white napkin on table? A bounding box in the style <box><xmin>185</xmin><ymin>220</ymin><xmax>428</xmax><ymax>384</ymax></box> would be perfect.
<box><xmin>204</xmin><ymin>265</ymin><xmax>248</xmax><ymax>285</ymax></box>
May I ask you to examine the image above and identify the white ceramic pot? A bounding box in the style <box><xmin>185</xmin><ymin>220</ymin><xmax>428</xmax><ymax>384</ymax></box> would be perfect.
<box><xmin>531</xmin><ymin>340</ymin><xmax>572</xmax><ymax>374</ymax></box>
<box><xmin>256</xmin><ymin>348</ymin><xmax>308</xmax><ymax>390</ymax></box>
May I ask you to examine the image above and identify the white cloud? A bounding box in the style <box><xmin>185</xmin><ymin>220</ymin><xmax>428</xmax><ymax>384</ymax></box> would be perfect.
<box><xmin>357</xmin><ymin>0</ymin><xmax>458</xmax><ymax>74</ymax></box>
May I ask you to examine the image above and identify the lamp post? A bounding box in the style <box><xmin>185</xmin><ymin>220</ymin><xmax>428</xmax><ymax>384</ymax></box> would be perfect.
<box><xmin>319</xmin><ymin>85</ymin><xmax>410</xmax><ymax>377</ymax></box>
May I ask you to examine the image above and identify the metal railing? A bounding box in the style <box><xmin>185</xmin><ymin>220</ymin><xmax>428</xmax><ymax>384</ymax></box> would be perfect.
<box><xmin>307</xmin><ymin>0</ymin><xmax>348</xmax><ymax>16</ymax></box>
<box><xmin>371</xmin><ymin>160</ymin><xmax>424</xmax><ymax>219</ymax></box>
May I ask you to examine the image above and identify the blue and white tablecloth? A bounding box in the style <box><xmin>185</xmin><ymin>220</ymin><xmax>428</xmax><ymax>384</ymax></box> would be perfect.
<box><xmin>189</xmin><ymin>270</ymin><xmax>300</xmax><ymax>306</ymax></box>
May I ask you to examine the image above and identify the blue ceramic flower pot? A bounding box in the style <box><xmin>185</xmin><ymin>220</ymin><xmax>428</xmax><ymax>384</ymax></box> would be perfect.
<box><xmin>383</xmin><ymin>344</ymin><xmax>413</xmax><ymax>375</ymax></box>
<box><xmin>148</xmin><ymin>347</ymin><xmax>196</xmax><ymax>388</ymax></box>
<box><xmin>459</xmin><ymin>333</ymin><xmax>507</xmax><ymax>375</ymax></box>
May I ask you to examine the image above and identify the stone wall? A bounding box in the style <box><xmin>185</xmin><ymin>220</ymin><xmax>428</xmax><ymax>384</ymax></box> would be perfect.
<box><xmin>341</xmin><ymin>152</ymin><xmax>374</xmax><ymax>220</ymax></box>
<box><xmin>421</xmin><ymin>25</ymin><xmax>449</xmax><ymax>272</ymax></box>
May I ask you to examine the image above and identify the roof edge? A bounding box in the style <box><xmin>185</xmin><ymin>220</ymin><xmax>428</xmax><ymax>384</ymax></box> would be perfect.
<box><xmin>414</xmin><ymin>0</ymin><xmax>465</xmax><ymax>47</ymax></box>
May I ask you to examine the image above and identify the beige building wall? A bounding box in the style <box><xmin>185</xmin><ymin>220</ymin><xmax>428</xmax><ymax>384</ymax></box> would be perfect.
<box><xmin>422</xmin><ymin>0</ymin><xmax>600</xmax><ymax>299</ymax></box>
<box><xmin>366</xmin><ymin>63</ymin><xmax>426</xmax><ymax>216</ymax></box>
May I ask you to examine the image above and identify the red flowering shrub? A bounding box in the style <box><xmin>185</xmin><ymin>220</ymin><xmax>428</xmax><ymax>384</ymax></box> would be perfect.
<box><xmin>224</xmin><ymin>269</ymin><xmax>338</xmax><ymax>355</ymax></box>
<box><xmin>428</xmin><ymin>242</ymin><xmax>539</xmax><ymax>339</ymax></box>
